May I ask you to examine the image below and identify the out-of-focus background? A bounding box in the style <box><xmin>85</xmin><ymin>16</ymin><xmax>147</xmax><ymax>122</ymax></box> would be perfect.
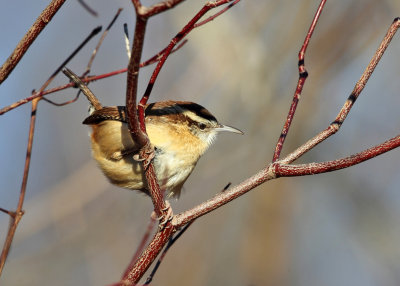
<box><xmin>1</xmin><ymin>1</ymin><xmax>400</xmax><ymax>285</ymax></box>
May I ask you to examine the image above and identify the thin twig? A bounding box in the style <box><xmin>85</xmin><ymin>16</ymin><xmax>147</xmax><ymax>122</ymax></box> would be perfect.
<box><xmin>272</xmin><ymin>0</ymin><xmax>327</xmax><ymax>162</ymax></box>
<box><xmin>0</xmin><ymin>208</ymin><xmax>13</xmax><ymax>216</ymax></box>
<box><xmin>0</xmin><ymin>39</ymin><xmax>188</xmax><ymax>115</ymax></box>
<box><xmin>0</xmin><ymin>98</ymin><xmax>39</xmax><ymax>275</ymax></box>
<box><xmin>41</xmin><ymin>94</ymin><xmax>81</xmax><ymax>107</ymax></box>
<box><xmin>140</xmin><ymin>39</ymin><xmax>188</xmax><ymax>67</ymax></box>
<box><xmin>136</xmin><ymin>0</ymin><xmax>187</xmax><ymax>18</ymax></box>
<box><xmin>124</xmin><ymin>23</ymin><xmax>132</xmax><ymax>59</ymax></box>
<box><xmin>138</xmin><ymin>0</ymin><xmax>239</xmax><ymax>116</ymax></box>
<box><xmin>37</xmin><ymin>26</ymin><xmax>101</xmax><ymax>106</ymax></box>
<box><xmin>84</xmin><ymin>9</ymin><xmax>123</xmax><ymax>76</ymax></box>
<box><xmin>77</xmin><ymin>0</ymin><xmax>98</xmax><ymax>17</ymax></box>
<box><xmin>42</xmin><ymin>26</ymin><xmax>102</xmax><ymax>92</ymax></box>
<box><xmin>62</xmin><ymin>68</ymin><xmax>102</xmax><ymax>110</ymax></box>
<box><xmin>0</xmin><ymin>0</ymin><xmax>66</xmax><ymax>84</ymax></box>
<box><xmin>194</xmin><ymin>0</ymin><xmax>240</xmax><ymax>28</ymax></box>
<box><xmin>281</xmin><ymin>17</ymin><xmax>400</xmax><ymax>165</ymax></box>
<box><xmin>276</xmin><ymin>135</ymin><xmax>400</xmax><ymax>176</ymax></box>
<box><xmin>173</xmin><ymin>14</ymin><xmax>400</xmax><ymax>229</ymax></box>
<box><xmin>0</xmin><ymin>24</ymin><xmax>102</xmax><ymax>278</ymax></box>
<box><xmin>174</xmin><ymin>132</ymin><xmax>400</xmax><ymax>228</ymax></box>
<box><xmin>48</xmin><ymin>9</ymin><xmax>122</xmax><ymax>108</ymax></box>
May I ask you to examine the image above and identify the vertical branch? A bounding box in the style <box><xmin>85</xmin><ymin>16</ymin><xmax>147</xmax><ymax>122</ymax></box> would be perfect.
<box><xmin>0</xmin><ymin>0</ymin><xmax>66</xmax><ymax>84</ymax></box>
<box><xmin>0</xmin><ymin>98</ymin><xmax>39</xmax><ymax>275</ymax></box>
<box><xmin>126</xmin><ymin>16</ymin><xmax>149</xmax><ymax>149</ymax></box>
<box><xmin>0</xmin><ymin>25</ymin><xmax>101</xmax><ymax>277</ymax></box>
<box><xmin>125</xmin><ymin>15</ymin><xmax>167</xmax><ymax>218</ymax></box>
<box><xmin>118</xmin><ymin>2</ymin><xmax>241</xmax><ymax>284</ymax></box>
<box><xmin>272</xmin><ymin>0</ymin><xmax>327</xmax><ymax>162</ymax></box>
<box><xmin>138</xmin><ymin>0</ymin><xmax>236</xmax><ymax>107</ymax></box>
<box><xmin>137</xmin><ymin>0</ymin><xmax>237</xmax><ymax>122</ymax></box>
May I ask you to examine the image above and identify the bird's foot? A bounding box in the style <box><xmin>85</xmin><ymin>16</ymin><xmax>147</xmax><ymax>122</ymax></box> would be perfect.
<box><xmin>151</xmin><ymin>201</ymin><xmax>173</xmax><ymax>229</ymax></box>
<box><xmin>133</xmin><ymin>141</ymin><xmax>155</xmax><ymax>169</ymax></box>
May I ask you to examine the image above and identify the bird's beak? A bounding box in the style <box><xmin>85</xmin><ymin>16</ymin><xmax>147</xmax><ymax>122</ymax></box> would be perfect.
<box><xmin>215</xmin><ymin>124</ymin><xmax>244</xmax><ymax>135</ymax></box>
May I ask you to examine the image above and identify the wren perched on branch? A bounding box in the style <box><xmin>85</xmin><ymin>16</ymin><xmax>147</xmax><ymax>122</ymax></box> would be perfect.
<box><xmin>83</xmin><ymin>101</ymin><xmax>243</xmax><ymax>197</ymax></box>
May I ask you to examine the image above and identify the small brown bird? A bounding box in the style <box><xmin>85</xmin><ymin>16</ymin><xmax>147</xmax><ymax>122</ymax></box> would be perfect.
<box><xmin>83</xmin><ymin>101</ymin><xmax>243</xmax><ymax>198</ymax></box>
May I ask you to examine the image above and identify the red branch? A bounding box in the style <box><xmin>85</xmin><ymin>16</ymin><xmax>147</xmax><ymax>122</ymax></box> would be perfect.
<box><xmin>282</xmin><ymin>17</ymin><xmax>400</xmax><ymax>165</ymax></box>
<box><xmin>2</xmin><ymin>0</ymin><xmax>399</xmax><ymax>283</ymax></box>
<box><xmin>138</xmin><ymin>0</ymin><xmax>238</xmax><ymax>121</ymax></box>
<box><xmin>133</xmin><ymin>0</ymin><xmax>186</xmax><ymax>18</ymax></box>
<box><xmin>276</xmin><ymin>135</ymin><xmax>400</xmax><ymax>176</ymax></box>
<box><xmin>0</xmin><ymin>41</ymin><xmax>188</xmax><ymax>116</ymax></box>
<box><xmin>0</xmin><ymin>98</ymin><xmax>39</xmax><ymax>275</ymax></box>
<box><xmin>194</xmin><ymin>0</ymin><xmax>240</xmax><ymax>27</ymax></box>
<box><xmin>272</xmin><ymin>0</ymin><xmax>327</xmax><ymax>162</ymax></box>
<box><xmin>174</xmin><ymin>134</ymin><xmax>400</xmax><ymax>228</ymax></box>
<box><xmin>0</xmin><ymin>23</ymin><xmax>102</xmax><ymax>277</ymax></box>
<box><xmin>0</xmin><ymin>0</ymin><xmax>66</xmax><ymax>84</ymax></box>
<box><xmin>118</xmin><ymin>1</ymin><xmax>239</xmax><ymax>284</ymax></box>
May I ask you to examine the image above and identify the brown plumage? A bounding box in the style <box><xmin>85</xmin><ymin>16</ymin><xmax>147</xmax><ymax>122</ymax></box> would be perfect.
<box><xmin>83</xmin><ymin>101</ymin><xmax>243</xmax><ymax>198</ymax></box>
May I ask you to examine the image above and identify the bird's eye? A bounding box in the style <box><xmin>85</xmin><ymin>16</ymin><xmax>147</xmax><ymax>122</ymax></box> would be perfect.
<box><xmin>199</xmin><ymin>123</ymin><xmax>206</xmax><ymax>130</ymax></box>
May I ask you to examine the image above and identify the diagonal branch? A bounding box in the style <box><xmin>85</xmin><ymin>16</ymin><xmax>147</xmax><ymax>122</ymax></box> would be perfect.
<box><xmin>0</xmin><ymin>0</ymin><xmax>66</xmax><ymax>84</ymax></box>
<box><xmin>281</xmin><ymin>17</ymin><xmax>400</xmax><ymax>165</ymax></box>
<box><xmin>276</xmin><ymin>135</ymin><xmax>400</xmax><ymax>177</ymax></box>
<box><xmin>0</xmin><ymin>41</ymin><xmax>187</xmax><ymax>116</ymax></box>
<box><xmin>62</xmin><ymin>68</ymin><xmax>102</xmax><ymax>110</ymax></box>
<box><xmin>272</xmin><ymin>0</ymin><xmax>327</xmax><ymax>162</ymax></box>
<box><xmin>138</xmin><ymin>0</ymin><xmax>239</xmax><ymax>115</ymax></box>
<box><xmin>172</xmin><ymin>15</ymin><xmax>400</xmax><ymax>229</ymax></box>
<box><xmin>174</xmin><ymin>133</ymin><xmax>400</xmax><ymax>228</ymax></box>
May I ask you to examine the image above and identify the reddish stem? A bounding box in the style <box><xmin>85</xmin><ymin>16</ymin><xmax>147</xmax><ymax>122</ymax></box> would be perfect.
<box><xmin>194</xmin><ymin>0</ymin><xmax>240</xmax><ymax>28</ymax></box>
<box><xmin>0</xmin><ymin>98</ymin><xmax>39</xmax><ymax>275</ymax></box>
<box><xmin>174</xmin><ymin>133</ymin><xmax>400</xmax><ymax>228</ymax></box>
<box><xmin>134</xmin><ymin>0</ymin><xmax>187</xmax><ymax>18</ymax></box>
<box><xmin>119</xmin><ymin>2</ymin><xmax>239</xmax><ymax>284</ymax></box>
<box><xmin>282</xmin><ymin>16</ymin><xmax>400</xmax><ymax>165</ymax></box>
<box><xmin>0</xmin><ymin>39</ymin><xmax>188</xmax><ymax>116</ymax></box>
<box><xmin>0</xmin><ymin>0</ymin><xmax>66</xmax><ymax>84</ymax></box>
<box><xmin>272</xmin><ymin>0</ymin><xmax>327</xmax><ymax>162</ymax></box>
<box><xmin>138</xmin><ymin>0</ymin><xmax>238</xmax><ymax>121</ymax></box>
<box><xmin>277</xmin><ymin>135</ymin><xmax>400</xmax><ymax>176</ymax></box>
